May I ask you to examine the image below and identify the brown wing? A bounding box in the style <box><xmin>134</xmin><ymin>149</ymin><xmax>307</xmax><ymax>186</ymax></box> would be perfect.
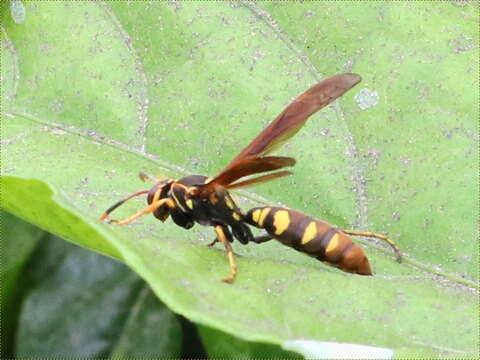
<box><xmin>227</xmin><ymin>170</ymin><xmax>293</xmax><ymax>190</ymax></box>
<box><xmin>223</xmin><ymin>73</ymin><xmax>362</xmax><ymax>171</ymax></box>
<box><xmin>195</xmin><ymin>73</ymin><xmax>360</xmax><ymax>197</ymax></box>
<box><xmin>196</xmin><ymin>156</ymin><xmax>295</xmax><ymax>196</ymax></box>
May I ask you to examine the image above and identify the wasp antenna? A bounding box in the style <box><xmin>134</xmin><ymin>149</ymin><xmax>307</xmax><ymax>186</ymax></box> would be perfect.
<box><xmin>99</xmin><ymin>189</ymin><xmax>150</xmax><ymax>221</ymax></box>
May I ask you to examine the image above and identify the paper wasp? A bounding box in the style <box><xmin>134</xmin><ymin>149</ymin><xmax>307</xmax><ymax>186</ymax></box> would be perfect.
<box><xmin>100</xmin><ymin>73</ymin><xmax>401</xmax><ymax>283</ymax></box>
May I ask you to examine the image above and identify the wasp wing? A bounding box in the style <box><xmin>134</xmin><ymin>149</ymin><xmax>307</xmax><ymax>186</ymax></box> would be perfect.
<box><xmin>223</xmin><ymin>73</ymin><xmax>361</xmax><ymax>171</ymax></box>
<box><xmin>196</xmin><ymin>156</ymin><xmax>295</xmax><ymax>196</ymax></box>
<box><xmin>226</xmin><ymin>170</ymin><xmax>293</xmax><ymax>190</ymax></box>
<box><xmin>196</xmin><ymin>74</ymin><xmax>360</xmax><ymax>196</ymax></box>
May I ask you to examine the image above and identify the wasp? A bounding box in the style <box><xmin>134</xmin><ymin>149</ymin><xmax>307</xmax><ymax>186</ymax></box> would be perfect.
<box><xmin>100</xmin><ymin>73</ymin><xmax>401</xmax><ymax>283</ymax></box>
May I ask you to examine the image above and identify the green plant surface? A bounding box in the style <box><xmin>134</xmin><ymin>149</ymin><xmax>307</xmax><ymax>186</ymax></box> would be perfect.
<box><xmin>0</xmin><ymin>211</ymin><xmax>43</xmax><ymax>357</ymax></box>
<box><xmin>2</xmin><ymin>2</ymin><xmax>478</xmax><ymax>358</ymax></box>
<box><xmin>198</xmin><ymin>324</ymin><xmax>299</xmax><ymax>359</ymax></box>
<box><xmin>12</xmin><ymin>227</ymin><xmax>182</xmax><ymax>358</ymax></box>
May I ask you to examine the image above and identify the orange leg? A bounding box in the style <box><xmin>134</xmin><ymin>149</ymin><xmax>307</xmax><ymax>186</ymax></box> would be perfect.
<box><xmin>214</xmin><ymin>225</ymin><xmax>237</xmax><ymax>283</ymax></box>
<box><xmin>107</xmin><ymin>188</ymin><xmax>175</xmax><ymax>225</ymax></box>
<box><xmin>341</xmin><ymin>229</ymin><xmax>402</xmax><ymax>262</ymax></box>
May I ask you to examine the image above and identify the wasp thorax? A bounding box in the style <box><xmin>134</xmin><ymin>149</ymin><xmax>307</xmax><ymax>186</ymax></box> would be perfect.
<box><xmin>146</xmin><ymin>179</ymin><xmax>173</xmax><ymax>205</ymax></box>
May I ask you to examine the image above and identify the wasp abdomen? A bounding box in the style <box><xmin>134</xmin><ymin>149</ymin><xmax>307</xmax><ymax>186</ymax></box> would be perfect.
<box><xmin>244</xmin><ymin>206</ymin><xmax>372</xmax><ymax>275</ymax></box>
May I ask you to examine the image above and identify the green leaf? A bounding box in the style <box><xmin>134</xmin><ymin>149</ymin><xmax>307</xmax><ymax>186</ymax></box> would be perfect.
<box><xmin>198</xmin><ymin>324</ymin><xmax>298</xmax><ymax>359</ymax></box>
<box><xmin>15</xmin><ymin>232</ymin><xmax>182</xmax><ymax>358</ymax></box>
<box><xmin>2</xmin><ymin>176</ymin><xmax>122</xmax><ymax>260</ymax></box>
<box><xmin>260</xmin><ymin>1</ymin><xmax>479</xmax><ymax>280</ymax></box>
<box><xmin>2</xmin><ymin>2</ymin><xmax>478</xmax><ymax>358</ymax></box>
<box><xmin>0</xmin><ymin>210</ymin><xmax>43</xmax><ymax>358</ymax></box>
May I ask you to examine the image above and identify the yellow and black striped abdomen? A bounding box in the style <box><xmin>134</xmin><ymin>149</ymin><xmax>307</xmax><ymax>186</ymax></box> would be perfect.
<box><xmin>244</xmin><ymin>206</ymin><xmax>372</xmax><ymax>275</ymax></box>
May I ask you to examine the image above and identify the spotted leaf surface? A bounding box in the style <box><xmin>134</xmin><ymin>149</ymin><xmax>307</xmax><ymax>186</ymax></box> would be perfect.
<box><xmin>2</xmin><ymin>2</ymin><xmax>478</xmax><ymax>358</ymax></box>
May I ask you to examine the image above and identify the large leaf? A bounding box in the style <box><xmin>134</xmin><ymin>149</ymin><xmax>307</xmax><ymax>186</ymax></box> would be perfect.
<box><xmin>0</xmin><ymin>211</ymin><xmax>43</xmax><ymax>358</ymax></box>
<box><xmin>12</xmin><ymin>228</ymin><xmax>182</xmax><ymax>358</ymax></box>
<box><xmin>2</xmin><ymin>2</ymin><xmax>478</xmax><ymax>358</ymax></box>
<box><xmin>198</xmin><ymin>324</ymin><xmax>298</xmax><ymax>359</ymax></box>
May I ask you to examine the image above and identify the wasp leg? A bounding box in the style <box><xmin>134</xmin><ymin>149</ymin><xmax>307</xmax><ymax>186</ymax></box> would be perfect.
<box><xmin>252</xmin><ymin>234</ymin><xmax>273</xmax><ymax>244</ymax></box>
<box><xmin>341</xmin><ymin>229</ymin><xmax>402</xmax><ymax>262</ymax></box>
<box><xmin>209</xmin><ymin>224</ymin><xmax>245</xmax><ymax>247</ymax></box>
<box><xmin>107</xmin><ymin>188</ymin><xmax>175</xmax><ymax>226</ymax></box>
<box><xmin>214</xmin><ymin>225</ymin><xmax>237</xmax><ymax>284</ymax></box>
<box><xmin>138</xmin><ymin>172</ymin><xmax>164</xmax><ymax>183</ymax></box>
<box><xmin>207</xmin><ymin>238</ymin><xmax>219</xmax><ymax>247</ymax></box>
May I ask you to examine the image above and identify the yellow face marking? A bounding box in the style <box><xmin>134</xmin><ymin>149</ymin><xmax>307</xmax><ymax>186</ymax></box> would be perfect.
<box><xmin>232</xmin><ymin>212</ymin><xmax>241</xmax><ymax>221</ymax></box>
<box><xmin>186</xmin><ymin>199</ymin><xmax>193</xmax><ymax>209</ymax></box>
<box><xmin>273</xmin><ymin>210</ymin><xmax>290</xmax><ymax>235</ymax></box>
<box><xmin>171</xmin><ymin>186</ymin><xmax>187</xmax><ymax>212</ymax></box>
<box><xmin>252</xmin><ymin>209</ymin><xmax>261</xmax><ymax>223</ymax></box>
<box><xmin>325</xmin><ymin>233</ymin><xmax>340</xmax><ymax>254</ymax></box>
<box><xmin>258</xmin><ymin>207</ymin><xmax>271</xmax><ymax>227</ymax></box>
<box><xmin>301</xmin><ymin>221</ymin><xmax>317</xmax><ymax>244</ymax></box>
